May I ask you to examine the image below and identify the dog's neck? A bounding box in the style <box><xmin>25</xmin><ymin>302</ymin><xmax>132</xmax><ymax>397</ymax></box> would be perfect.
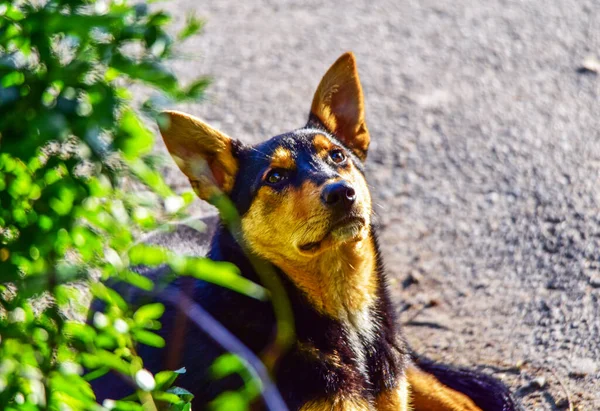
<box><xmin>212</xmin><ymin>225</ymin><xmax>382</xmax><ymax>322</ymax></box>
<box><xmin>276</xmin><ymin>233</ymin><xmax>379</xmax><ymax>320</ymax></box>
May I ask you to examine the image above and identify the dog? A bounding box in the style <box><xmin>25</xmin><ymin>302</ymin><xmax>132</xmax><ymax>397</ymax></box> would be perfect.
<box><xmin>91</xmin><ymin>53</ymin><xmax>518</xmax><ymax>410</ymax></box>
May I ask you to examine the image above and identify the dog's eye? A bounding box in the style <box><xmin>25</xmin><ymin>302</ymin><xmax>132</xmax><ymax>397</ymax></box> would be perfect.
<box><xmin>329</xmin><ymin>150</ymin><xmax>346</xmax><ymax>164</ymax></box>
<box><xmin>265</xmin><ymin>169</ymin><xmax>287</xmax><ymax>185</ymax></box>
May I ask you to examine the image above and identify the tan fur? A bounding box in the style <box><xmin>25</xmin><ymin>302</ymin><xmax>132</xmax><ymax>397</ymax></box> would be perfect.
<box><xmin>310</xmin><ymin>52</ymin><xmax>370</xmax><ymax>160</ymax></box>
<box><xmin>159</xmin><ymin>110</ymin><xmax>238</xmax><ymax>199</ymax></box>
<box><xmin>281</xmin><ymin>235</ymin><xmax>378</xmax><ymax>317</ymax></box>
<box><xmin>299</xmin><ymin>377</ymin><xmax>411</xmax><ymax>411</ymax></box>
<box><xmin>270</xmin><ymin>146</ymin><xmax>296</xmax><ymax>170</ymax></box>
<box><xmin>241</xmin><ymin>153</ymin><xmax>374</xmax><ymax>318</ymax></box>
<box><xmin>406</xmin><ymin>366</ymin><xmax>483</xmax><ymax>411</ymax></box>
<box><xmin>313</xmin><ymin>133</ymin><xmax>335</xmax><ymax>158</ymax></box>
<box><xmin>375</xmin><ymin>377</ymin><xmax>411</xmax><ymax>411</ymax></box>
<box><xmin>300</xmin><ymin>397</ymin><xmax>372</xmax><ymax>411</ymax></box>
<box><xmin>159</xmin><ymin>53</ymin><xmax>488</xmax><ymax>411</ymax></box>
<box><xmin>297</xmin><ymin>342</ymin><xmax>343</xmax><ymax>368</ymax></box>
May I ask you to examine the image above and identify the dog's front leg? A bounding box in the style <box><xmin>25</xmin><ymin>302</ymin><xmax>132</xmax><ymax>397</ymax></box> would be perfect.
<box><xmin>405</xmin><ymin>365</ymin><xmax>482</xmax><ymax>411</ymax></box>
<box><xmin>374</xmin><ymin>376</ymin><xmax>411</xmax><ymax>411</ymax></box>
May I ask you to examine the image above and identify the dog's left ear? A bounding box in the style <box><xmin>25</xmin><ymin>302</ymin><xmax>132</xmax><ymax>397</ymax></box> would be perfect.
<box><xmin>309</xmin><ymin>52</ymin><xmax>370</xmax><ymax>161</ymax></box>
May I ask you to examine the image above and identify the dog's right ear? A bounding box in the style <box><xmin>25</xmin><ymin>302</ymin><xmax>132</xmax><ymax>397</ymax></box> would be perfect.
<box><xmin>309</xmin><ymin>52</ymin><xmax>370</xmax><ymax>161</ymax></box>
<box><xmin>158</xmin><ymin>110</ymin><xmax>239</xmax><ymax>201</ymax></box>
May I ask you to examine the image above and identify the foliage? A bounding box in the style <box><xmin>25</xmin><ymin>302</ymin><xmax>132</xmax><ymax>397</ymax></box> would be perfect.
<box><xmin>0</xmin><ymin>0</ymin><xmax>267</xmax><ymax>409</ymax></box>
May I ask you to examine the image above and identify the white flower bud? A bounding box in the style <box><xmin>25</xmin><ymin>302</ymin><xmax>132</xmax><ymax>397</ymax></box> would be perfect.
<box><xmin>93</xmin><ymin>312</ymin><xmax>109</xmax><ymax>329</ymax></box>
<box><xmin>102</xmin><ymin>399</ymin><xmax>116</xmax><ymax>410</ymax></box>
<box><xmin>9</xmin><ymin>307</ymin><xmax>26</xmax><ymax>323</ymax></box>
<box><xmin>164</xmin><ymin>196</ymin><xmax>184</xmax><ymax>214</ymax></box>
<box><xmin>15</xmin><ymin>393</ymin><xmax>25</xmax><ymax>404</ymax></box>
<box><xmin>29</xmin><ymin>379</ymin><xmax>46</xmax><ymax>406</ymax></box>
<box><xmin>105</xmin><ymin>248</ymin><xmax>123</xmax><ymax>270</ymax></box>
<box><xmin>60</xmin><ymin>361</ymin><xmax>83</xmax><ymax>376</ymax></box>
<box><xmin>135</xmin><ymin>369</ymin><xmax>156</xmax><ymax>391</ymax></box>
<box><xmin>113</xmin><ymin>318</ymin><xmax>129</xmax><ymax>334</ymax></box>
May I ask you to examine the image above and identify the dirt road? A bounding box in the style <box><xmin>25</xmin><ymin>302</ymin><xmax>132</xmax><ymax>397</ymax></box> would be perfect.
<box><xmin>158</xmin><ymin>1</ymin><xmax>600</xmax><ymax>408</ymax></box>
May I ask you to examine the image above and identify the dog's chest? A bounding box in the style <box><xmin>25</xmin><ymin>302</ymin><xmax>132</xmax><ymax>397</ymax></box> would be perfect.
<box><xmin>272</xmin><ymin>238</ymin><xmax>405</xmax><ymax>409</ymax></box>
<box><xmin>292</xmin><ymin>311</ymin><xmax>407</xmax><ymax>411</ymax></box>
<box><xmin>341</xmin><ymin>307</ymin><xmax>379</xmax><ymax>380</ymax></box>
<box><xmin>288</xmin><ymin>303</ymin><xmax>388</xmax><ymax>394</ymax></box>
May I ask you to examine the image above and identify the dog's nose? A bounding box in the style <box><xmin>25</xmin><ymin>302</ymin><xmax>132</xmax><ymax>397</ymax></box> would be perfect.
<box><xmin>321</xmin><ymin>181</ymin><xmax>356</xmax><ymax>210</ymax></box>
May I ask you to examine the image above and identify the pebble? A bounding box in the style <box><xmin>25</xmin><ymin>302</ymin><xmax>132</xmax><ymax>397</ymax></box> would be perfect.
<box><xmin>569</xmin><ymin>358</ymin><xmax>598</xmax><ymax>377</ymax></box>
<box><xmin>588</xmin><ymin>276</ymin><xmax>600</xmax><ymax>288</ymax></box>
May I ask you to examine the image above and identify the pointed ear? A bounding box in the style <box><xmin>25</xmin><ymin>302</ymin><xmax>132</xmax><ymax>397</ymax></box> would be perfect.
<box><xmin>309</xmin><ymin>52</ymin><xmax>370</xmax><ymax>161</ymax></box>
<box><xmin>158</xmin><ymin>110</ymin><xmax>239</xmax><ymax>201</ymax></box>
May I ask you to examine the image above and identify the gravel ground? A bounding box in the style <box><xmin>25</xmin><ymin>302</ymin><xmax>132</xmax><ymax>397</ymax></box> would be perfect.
<box><xmin>155</xmin><ymin>1</ymin><xmax>600</xmax><ymax>409</ymax></box>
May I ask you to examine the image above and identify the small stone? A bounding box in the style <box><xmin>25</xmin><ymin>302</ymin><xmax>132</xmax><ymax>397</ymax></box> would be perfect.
<box><xmin>402</xmin><ymin>270</ymin><xmax>423</xmax><ymax>289</ymax></box>
<box><xmin>577</xmin><ymin>56</ymin><xmax>600</xmax><ymax>74</ymax></box>
<box><xmin>569</xmin><ymin>357</ymin><xmax>597</xmax><ymax>377</ymax></box>
<box><xmin>588</xmin><ymin>275</ymin><xmax>600</xmax><ymax>288</ymax></box>
<box><xmin>532</xmin><ymin>376</ymin><xmax>546</xmax><ymax>388</ymax></box>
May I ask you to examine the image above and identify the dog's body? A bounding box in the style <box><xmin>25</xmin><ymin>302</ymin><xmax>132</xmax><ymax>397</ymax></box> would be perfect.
<box><xmin>92</xmin><ymin>53</ymin><xmax>518</xmax><ymax>410</ymax></box>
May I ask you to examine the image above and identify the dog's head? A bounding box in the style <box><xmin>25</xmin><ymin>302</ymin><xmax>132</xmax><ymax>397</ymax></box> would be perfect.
<box><xmin>159</xmin><ymin>53</ymin><xmax>372</xmax><ymax>267</ymax></box>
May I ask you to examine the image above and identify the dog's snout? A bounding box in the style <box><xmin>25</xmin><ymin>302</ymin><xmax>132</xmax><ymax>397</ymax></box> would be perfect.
<box><xmin>321</xmin><ymin>181</ymin><xmax>356</xmax><ymax>210</ymax></box>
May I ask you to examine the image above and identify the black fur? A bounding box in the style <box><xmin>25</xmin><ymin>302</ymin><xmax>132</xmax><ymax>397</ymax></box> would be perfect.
<box><xmin>91</xmin><ymin>223</ymin><xmax>519</xmax><ymax>411</ymax></box>
<box><xmin>91</xmin><ymin>224</ymin><xmax>410</xmax><ymax>409</ymax></box>
<box><xmin>229</xmin><ymin>126</ymin><xmax>365</xmax><ymax>216</ymax></box>
<box><xmin>90</xmin><ymin>124</ymin><xmax>520</xmax><ymax>410</ymax></box>
<box><xmin>413</xmin><ymin>356</ymin><xmax>522</xmax><ymax>411</ymax></box>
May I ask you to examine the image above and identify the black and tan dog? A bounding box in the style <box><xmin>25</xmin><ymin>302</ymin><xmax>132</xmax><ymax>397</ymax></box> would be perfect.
<box><xmin>93</xmin><ymin>53</ymin><xmax>518</xmax><ymax>410</ymax></box>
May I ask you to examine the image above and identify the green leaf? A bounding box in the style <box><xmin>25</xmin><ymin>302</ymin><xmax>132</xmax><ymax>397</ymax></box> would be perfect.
<box><xmin>108</xmin><ymin>400</ymin><xmax>144</xmax><ymax>411</ymax></box>
<box><xmin>133</xmin><ymin>303</ymin><xmax>165</xmax><ymax>325</ymax></box>
<box><xmin>178</xmin><ymin>14</ymin><xmax>205</xmax><ymax>41</ymax></box>
<box><xmin>154</xmin><ymin>370</ymin><xmax>178</xmax><ymax>391</ymax></box>
<box><xmin>92</xmin><ymin>282</ymin><xmax>128</xmax><ymax>311</ymax></box>
<box><xmin>149</xmin><ymin>12</ymin><xmax>171</xmax><ymax>27</ymax></box>
<box><xmin>5</xmin><ymin>5</ymin><xmax>25</xmax><ymax>21</ymax></box>
<box><xmin>116</xmin><ymin>109</ymin><xmax>154</xmax><ymax>159</ymax></box>
<box><xmin>64</xmin><ymin>322</ymin><xmax>97</xmax><ymax>344</ymax></box>
<box><xmin>121</xmin><ymin>270</ymin><xmax>155</xmax><ymax>291</ymax></box>
<box><xmin>210</xmin><ymin>354</ymin><xmax>245</xmax><ymax>379</ymax></box>
<box><xmin>171</xmin><ymin>256</ymin><xmax>267</xmax><ymax>300</ymax></box>
<box><xmin>166</xmin><ymin>386</ymin><xmax>194</xmax><ymax>404</ymax></box>
<box><xmin>132</xmin><ymin>329</ymin><xmax>165</xmax><ymax>348</ymax></box>
<box><xmin>83</xmin><ymin>367</ymin><xmax>110</xmax><ymax>382</ymax></box>
<box><xmin>128</xmin><ymin>244</ymin><xmax>169</xmax><ymax>266</ymax></box>
<box><xmin>184</xmin><ymin>77</ymin><xmax>211</xmax><ymax>100</ymax></box>
<box><xmin>1</xmin><ymin>71</ymin><xmax>25</xmax><ymax>88</ymax></box>
<box><xmin>111</xmin><ymin>54</ymin><xmax>178</xmax><ymax>92</ymax></box>
<box><xmin>210</xmin><ymin>391</ymin><xmax>247</xmax><ymax>411</ymax></box>
<box><xmin>127</xmin><ymin>157</ymin><xmax>173</xmax><ymax>197</ymax></box>
<box><xmin>0</xmin><ymin>0</ymin><xmax>235</xmax><ymax>408</ymax></box>
<box><xmin>152</xmin><ymin>391</ymin><xmax>183</xmax><ymax>405</ymax></box>
<box><xmin>81</xmin><ymin>350</ymin><xmax>130</xmax><ymax>375</ymax></box>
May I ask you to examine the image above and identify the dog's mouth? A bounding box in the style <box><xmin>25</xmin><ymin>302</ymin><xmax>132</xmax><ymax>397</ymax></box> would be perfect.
<box><xmin>298</xmin><ymin>215</ymin><xmax>367</xmax><ymax>254</ymax></box>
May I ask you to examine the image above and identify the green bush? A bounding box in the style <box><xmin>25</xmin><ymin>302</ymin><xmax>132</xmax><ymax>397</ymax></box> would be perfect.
<box><xmin>0</xmin><ymin>1</ymin><xmax>269</xmax><ymax>409</ymax></box>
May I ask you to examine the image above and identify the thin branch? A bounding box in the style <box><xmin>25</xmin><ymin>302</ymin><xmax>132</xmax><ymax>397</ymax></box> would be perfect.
<box><xmin>549</xmin><ymin>368</ymin><xmax>574</xmax><ymax>411</ymax></box>
<box><xmin>160</xmin><ymin>288</ymin><xmax>289</xmax><ymax>411</ymax></box>
<box><xmin>208</xmin><ymin>192</ymin><xmax>295</xmax><ymax>371</ymax></box>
